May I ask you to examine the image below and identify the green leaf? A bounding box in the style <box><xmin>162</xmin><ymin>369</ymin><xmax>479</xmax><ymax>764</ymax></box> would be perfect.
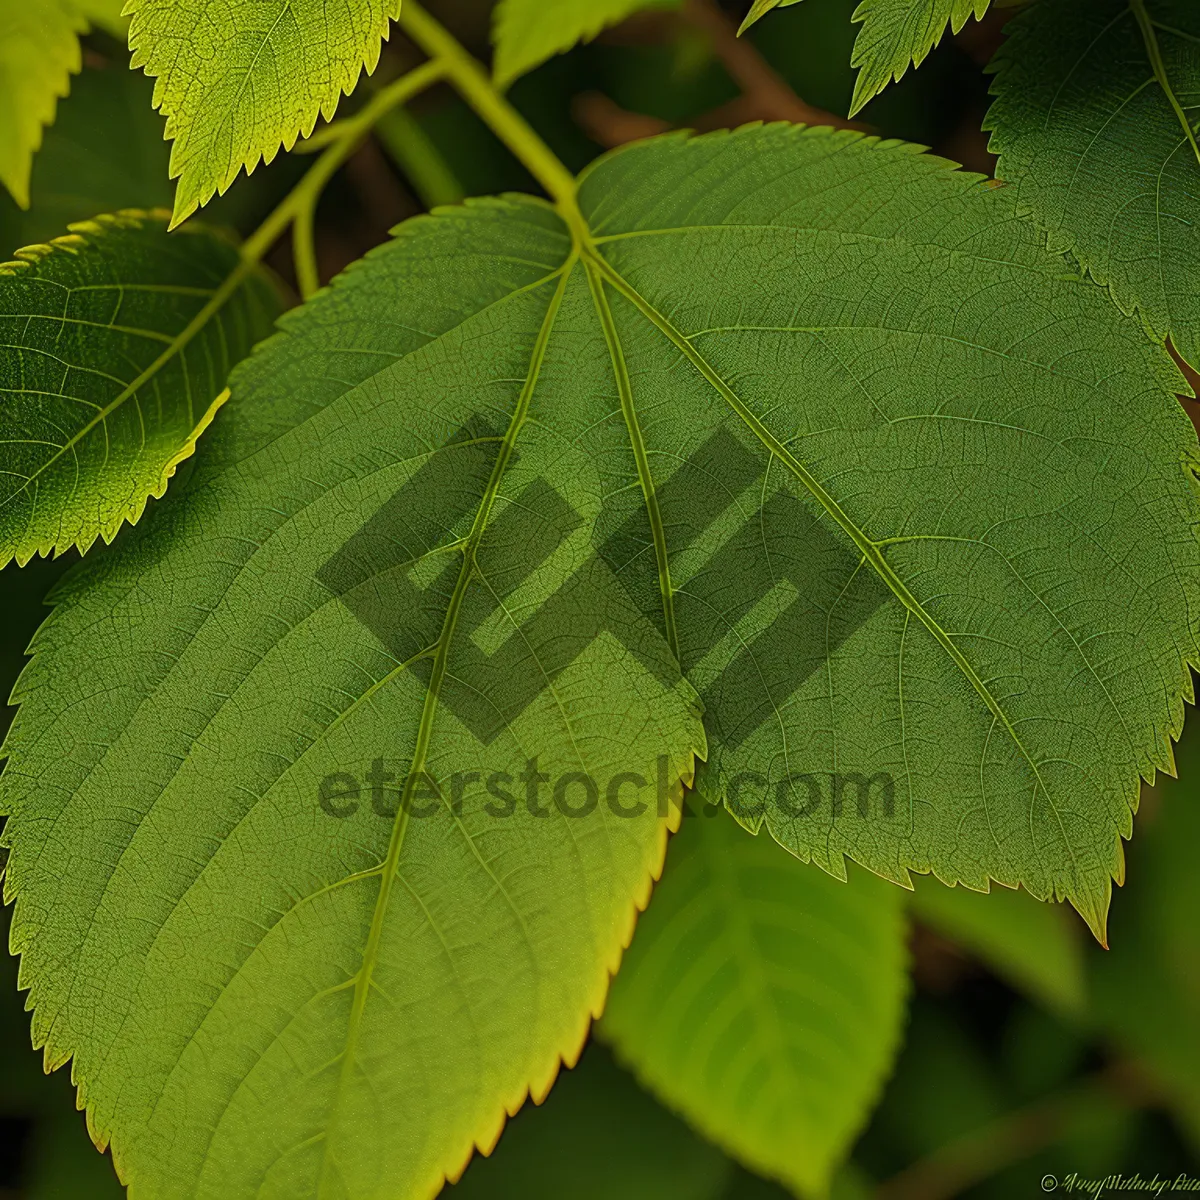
<box><xmin>601</xmin><ymin>809</ymin><xmax>909</xmax><ymax>1197</ymax></box>
<box><xmin>492</xmin><ymin>0</ymin><xmax>681</xmax><ymax>89</ymax></box>
<box><xmin>986</xmin><ymin>0</ymin><xmax>1200</xmax><ymax>366</ymax></box>
<box><xmin>738</xmin><ymin>0</ymin><xmax>804</xmax><ymax>37</ymax></box>
<box><xmin>579</xmin><ymin>129</ymin><xmax>1194</xmax><ymax>942</ymax></box>
<box><xmin>738</xmin><ymin>0</ymin><xmax>990</xmax><ymax>115</ymax></box>
<box><xmin>847</xmin><ymin>0</ymin><xmax>990</xmax><ymax>114</ymax></box>
<box><xmin>0</xmin><ymin>1</ymin><xmax>86</xmax><ymax>208</ymax></box>
<box><xmin>2</xmin><ymin>125</ymin><xmax>1198</xmax><ymax>1193</ymax></box>
<box><xmin>1</xmin><ymin>192</ymin><xmax>704</xmax><ymax>1198</ymax></box>
<box><xmin>126</xmin><ymin>0</ymin><xmax>401</xmax><ymax>227</ymax></box>
<box><xmin>0</xmin><ymin>210</ymin><xmax>281</xmax><ymax>568</ymax></box>
<box><xmin>909</xmin><ymin>876</ymin><xmax>1087</xmax><ymax>1016</ymax></box>
<box><xmin>0</xmin><ymin>62</ymin><xmax>171</xmax><ymax>251</ymax></box>
<box><xmin>447</xmin><ymin>1042</ymin><xmax>734</xmax><ymax>1199</ymax></box>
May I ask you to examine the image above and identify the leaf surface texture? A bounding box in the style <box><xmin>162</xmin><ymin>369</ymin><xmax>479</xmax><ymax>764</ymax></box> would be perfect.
<box><xmin>0</xmin><ymin>212</ymin><xmax>280</xmax><ymax>567</ymax></box>
<box><xmin>2</xmin><ymin>126</ymin><xmax>1199</xmax><ymax>1195</ymax></box>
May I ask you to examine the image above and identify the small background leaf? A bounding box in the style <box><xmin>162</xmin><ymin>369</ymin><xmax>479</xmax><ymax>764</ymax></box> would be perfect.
<box><xmin>909</xmin><ymin>876</ymin><xmax>1087</xmax><ymax>1018</ymax></box>
<box><xmin>1091</xmin><ymin>707</ymin><xmax>1200</xmax><ymax>1150</ymax></box>
<box><xmin>0</xmin><ymin>211</ymin><xmax>280</xmax><ymax>567</ymax></box>
<box><xmin>736</xmin><ymin>0</ymin><xmax>991</xmax><ymax>115</ymax></box>
<box><xmin>847</xmin><ymin>0</ymin><xmax>990</xmax><ymax>115</ymax></box>
<box><xmin>127</xmin><ymin>0</ymin><xmax>401</xmax><ymax>225</ymax></box>
<box><xmin>987</xmin><ymin>0</ymin><xmax>1200</xmax><ymax>366</ymax></box>
<box><xmin>0</xmin><ymin>62</ymin><xmax>170</xmax><ymax>251</ymax></box>
<box><xmin>601</xmin><ymin>809</ymin><xmax>909</xmax><ymax>1197</ymax></box>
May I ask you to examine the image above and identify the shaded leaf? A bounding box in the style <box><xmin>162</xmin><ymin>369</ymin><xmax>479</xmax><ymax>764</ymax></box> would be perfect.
<box><xmin>987</xmin><ymin>0</ymin><xmax>1200</xmax><ymax>365</ymax></box>
<box><xmin>909</xmin><ymin>876</ymin><xmax>1086</xmax><ymax>1016</ymax></box>
<box><xmin>845</xmin><ymin>0</ymin><xmax>990</xmax><ymax>115</ymax></box>
<box><xmin>2</xmin><ymin>125</ymin><xmax>1199</xmax><ymax>1194</ymax></box>
<box><xmin>601</xmin><ymin>809</ymin><xmax>909</xmax><ymax>1197</ymax></box>
<box><xmin>126</xmin><ymin>0</ymin><xmax>401</xmax><ymax>226</ymax></box>
<box><xmin>738</xmin><ymin>0</ymin><xmax>990</xmax><ymax>115</ymax></box>
<box><xmin>0</xmin><ymin>210</ymin><xmax>281</xmax><ymax>567</ymax></box>
<box><xmin>1091</xmin><ymin>707</ymin><xmax>1200</xmax><ymax>1148</ymax></box>
<box><xmin>492</xmin><ymin>0</ymin><xmax>681</xmax><ymax>89</ymax></box>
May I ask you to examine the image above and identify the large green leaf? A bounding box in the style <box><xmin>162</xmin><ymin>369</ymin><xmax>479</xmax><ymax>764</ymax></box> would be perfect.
<box><xmin>1</xmin><ymin>192</ymin><xmax>704</xmax><ymax>1199</ymax></box>
<box><xmin>491</xmin><ymin>0</ymin><xmax>680</xmax><ymax>89</ymax></box>
<box><xmin>0</xmin><ymin>1</ymin><xmax>86</xmax><ymax>208</ymax></box>
<box><xmin>0</xmin><ymin>211</ymin><xmax>280</xmax><ymax>568</ymax></box>
<box><xmin>908</xmin><ymin>876</ymin><xmax>1086</xmax><ymax>1016</ymax></box>
<box><xmin>739</xmin><ymin>0</ymin><xmax>991</xmax><ymax>114</ymax></box>
<box><xmin>987</xmin><ymin>0</ymin><xmax>1200</xmax><ymax>366</ymax></box>
<box><xmin>0</xmin><ymin>63</ymin><xmax>171</xmax><ymax>251</ymax></box>
<box><xmin>126</xmin><ymin>0</ymin><xmax>401</xmax><ymax>226</ymax></box>
<box><xmin>2</xmin><ymin>125</ymin><xmax>1199</xmax><ymax>1194</ymax></box>
<box><xmin>601</xmin><ymin>809</ymin><xmax>909</xmax><ymax>1197</ymax></box>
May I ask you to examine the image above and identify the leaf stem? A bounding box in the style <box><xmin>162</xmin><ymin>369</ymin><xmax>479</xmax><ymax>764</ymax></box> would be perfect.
<box><xmin>292</xmin><ymin>203</ymin><xmax>319</xmax><ymax>300</ymax></box>
<box><xmin>395</xmin><ymin>1</ymin><xmax>588</xmax><ymax>240</ymax></box>
<box><xmin>1130</xmin><ymin>0</ymin><xmax>1200</xmax><ymax>170</ymax></box>
<box><xmin>238</xmin><ymin>57</ymin><xmax>449</xmax><ymax>268</ymax></box>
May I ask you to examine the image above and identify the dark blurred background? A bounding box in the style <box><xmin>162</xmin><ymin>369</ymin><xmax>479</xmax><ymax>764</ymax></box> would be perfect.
<box><xmin>1</xmin><ymin>1</ymin><xmax>1198</xmax><ymax>1195</ymax></box>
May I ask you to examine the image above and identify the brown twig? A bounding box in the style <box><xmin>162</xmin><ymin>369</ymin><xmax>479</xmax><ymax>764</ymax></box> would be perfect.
<box><xmin>573</xmin><ymin>93</ymin><xmax>672</xmax><ymax>148</ymax></box>
<box><xmin>575</xmin><ymin>0</ymin><xmax>864</xmax><ymax>150</ymax></box>
<box><xmin>874</xmin><ymin>1060</ymin><xmax>1161</xmax><ymax>1200</ymax></box>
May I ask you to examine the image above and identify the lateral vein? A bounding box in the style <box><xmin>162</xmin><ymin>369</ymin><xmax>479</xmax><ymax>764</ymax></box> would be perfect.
<box><xmin>315</xmin><ymin>260</ymin><xmax>575</xmax><ymax>1196</ymax></box>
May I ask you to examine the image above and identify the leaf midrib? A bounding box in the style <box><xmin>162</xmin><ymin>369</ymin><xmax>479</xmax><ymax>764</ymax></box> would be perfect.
<box><xmin>314</xmin><ymin>261</ymin><xmax>575</xmax><ymax>1196</ymax></box>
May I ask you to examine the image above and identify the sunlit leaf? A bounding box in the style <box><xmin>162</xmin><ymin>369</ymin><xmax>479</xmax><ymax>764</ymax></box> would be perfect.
<box><xmin>126</xmin><ymin>0</ymin><xmax>401</xmax><ymax>226</ymax></box>
<box><xmin>602</xmin><ymin>809</ymin><xmax>909</xmax><ymax>1197</ymax></box>
<box><xmin>0</xmin><ymin>1</ymin><xmax>85</xmax><ymax>208</ymax></box>
<box><xmin>0</xmin><ymin>211</ymin><xmax>280</xmax><ymax>567</ymax></box>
